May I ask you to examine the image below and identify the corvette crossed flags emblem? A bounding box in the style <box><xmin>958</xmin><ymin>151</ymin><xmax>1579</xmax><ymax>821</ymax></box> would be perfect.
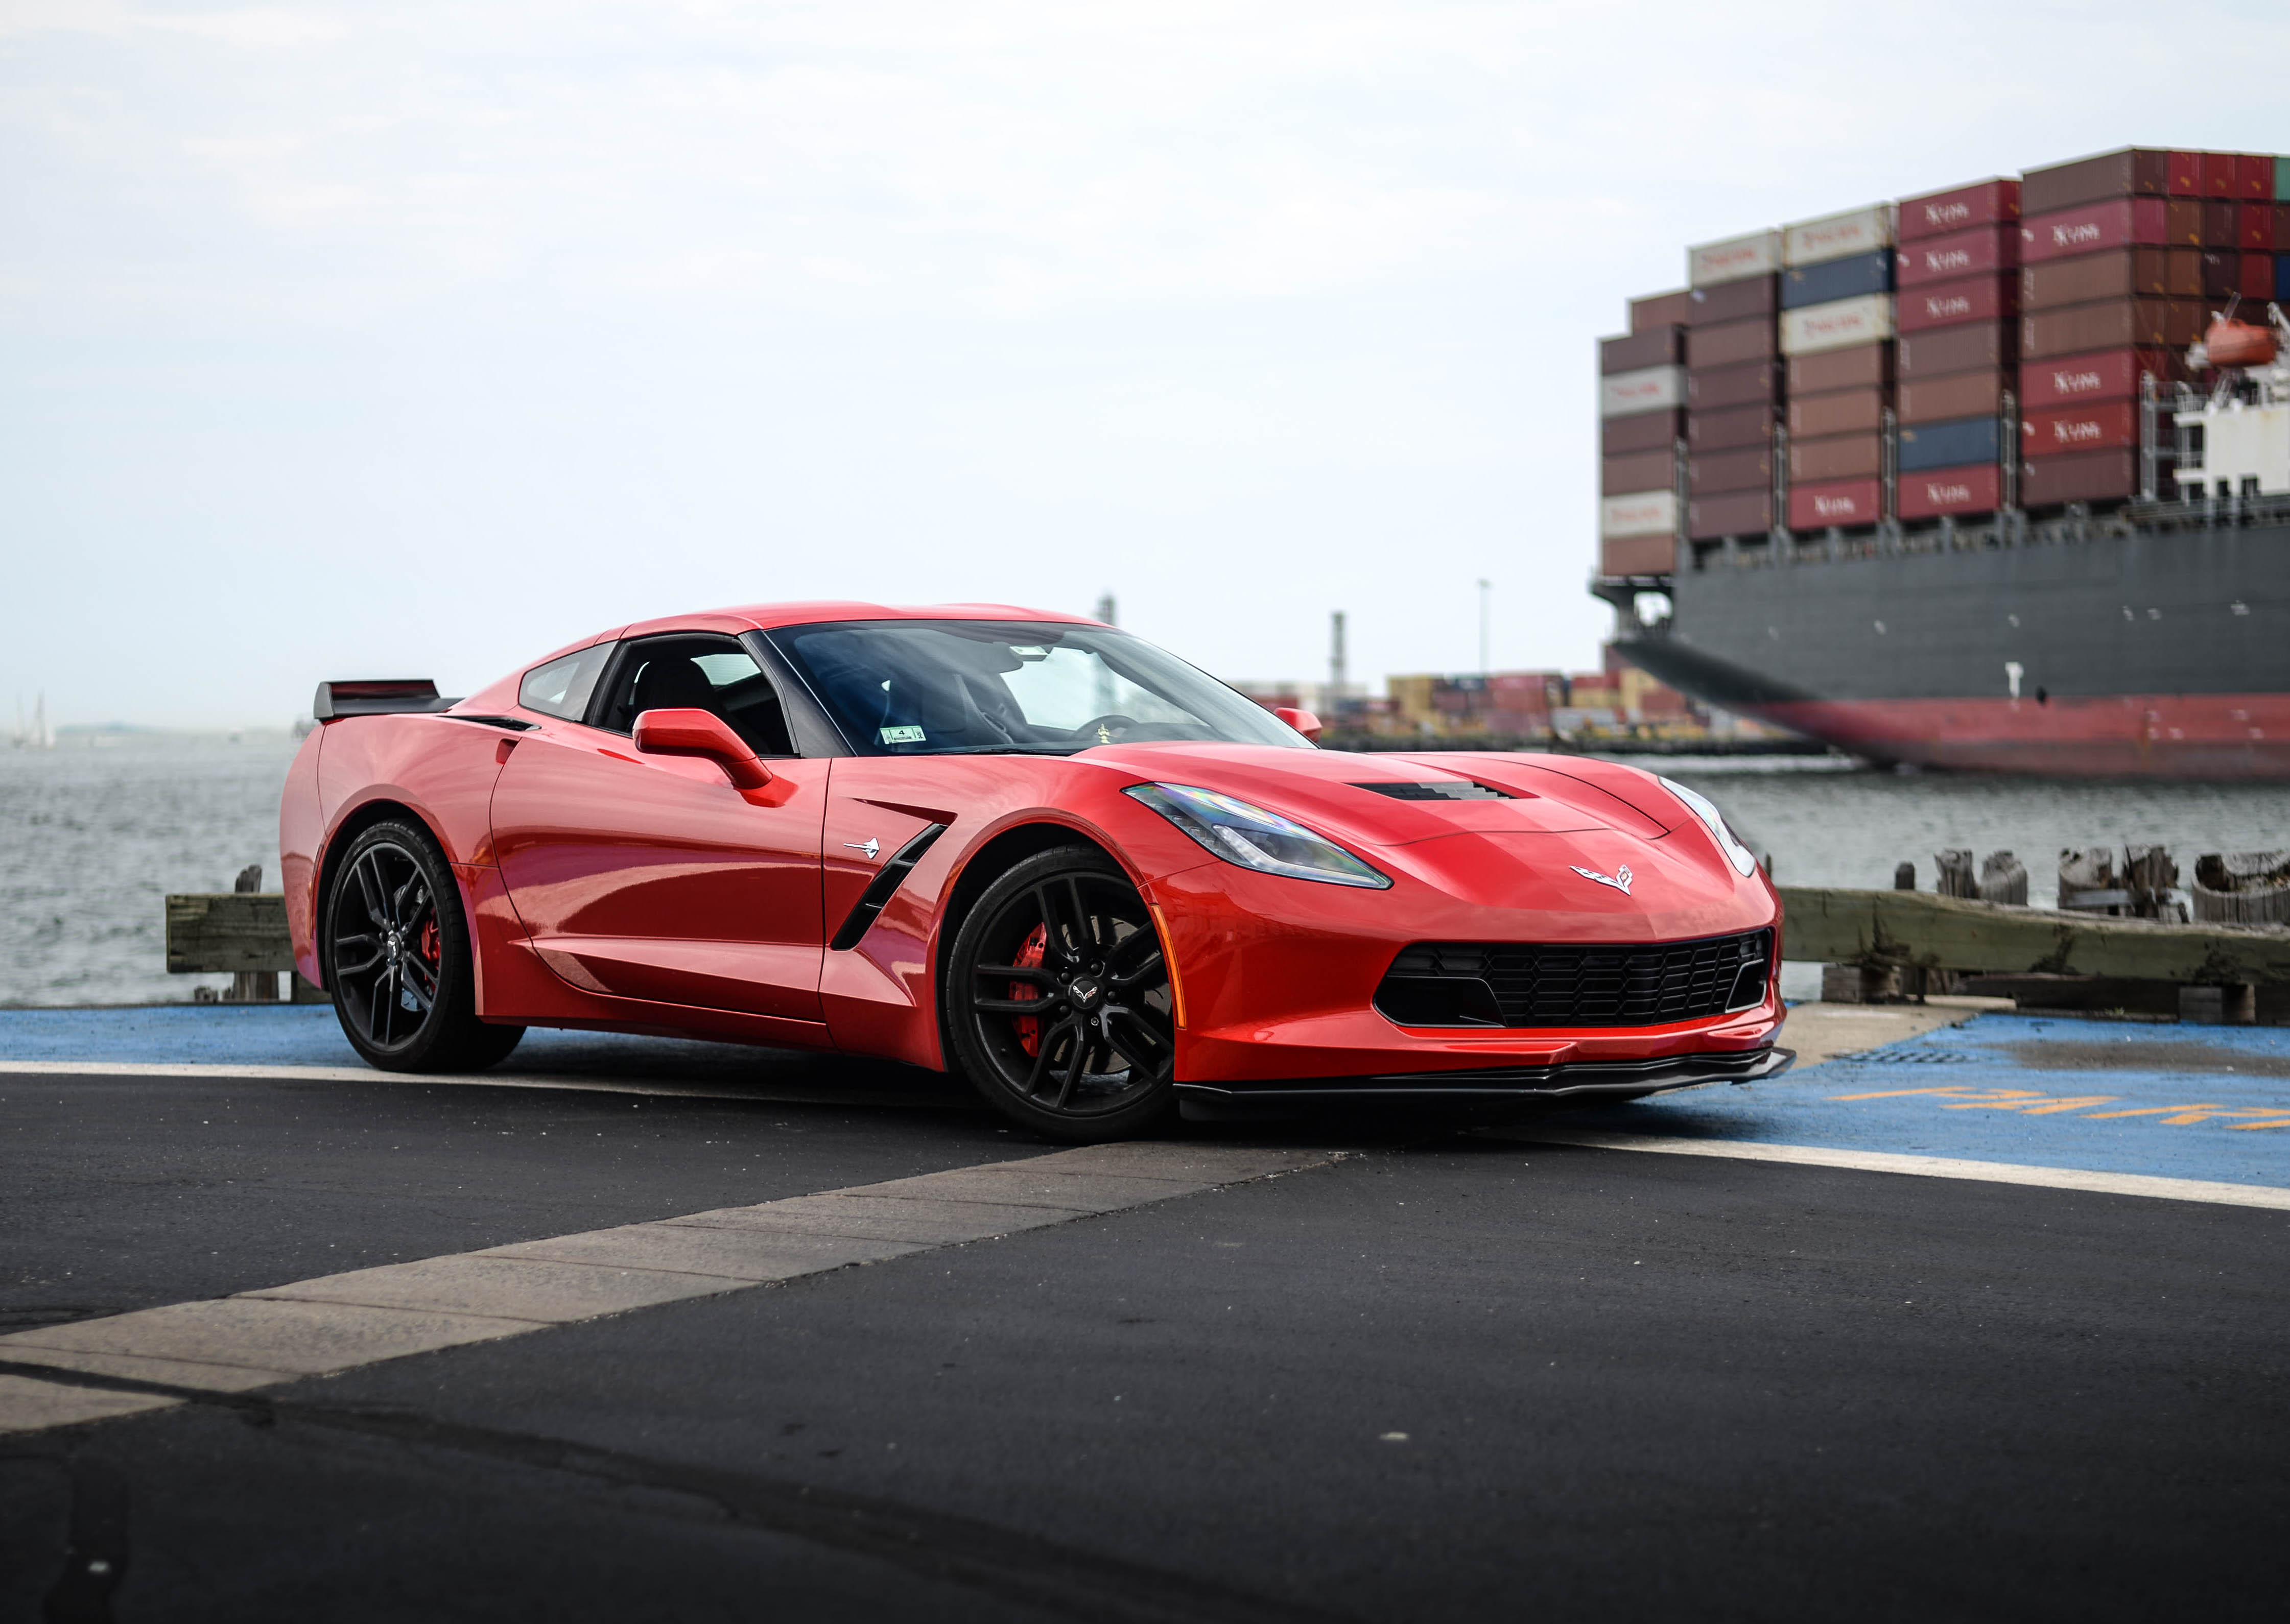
<box><xmin>1570</xmin><ymin>864</ymin><xmax>1633</xmax><ymax>896</ymax></box>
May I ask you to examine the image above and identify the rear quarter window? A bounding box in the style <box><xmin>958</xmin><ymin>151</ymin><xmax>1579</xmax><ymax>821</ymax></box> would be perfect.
<box><xmin>519</xmin><ymin>645</ymin><xmax>612</xmax><ymax>721</ymax></box>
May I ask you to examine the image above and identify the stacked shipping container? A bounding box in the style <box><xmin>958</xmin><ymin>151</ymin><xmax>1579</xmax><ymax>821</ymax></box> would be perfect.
<box><xmin>1596</xmin><ymin>289</ymin><xmax>1691</xmax><ymax>575</ymax></box>
<box><xmin>2014</xmin><ymin>148</ymin><xmax>2274</xmax><ymax>506</ymax></box>
<box><xmin>1594</xmin><ymin>146</ymin><xmax>2290</xmax><ymax>575</ymax></box>
<box><xmin>1683</xmin><ymin>230</ymin><xmax>1782</xmax><ymax>541</ymax></box>
<box><xmin>1894</xmin><ymin>178</ymin><xmax>2020</xmax><ymax>520</ymax></box>
<box><xmin>1779</xmin><ymin>205</ymin><xmax>1895</xmax><ymax>530</ymax></box>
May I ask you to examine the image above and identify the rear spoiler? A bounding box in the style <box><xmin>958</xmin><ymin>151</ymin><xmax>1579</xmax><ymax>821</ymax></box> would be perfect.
<box><xmin>312</xmin><ymin>680</ymin><xmax>461</xmax><ymax>721</ymax></box>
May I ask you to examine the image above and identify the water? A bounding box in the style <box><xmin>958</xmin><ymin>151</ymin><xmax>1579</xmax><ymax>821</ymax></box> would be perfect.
<box><xmin>1</xmin><ymin>732</ymin><xmax>299</xmax><ymax>1006</ymax></box>
<box><xmin>3</xmin><ymin>735</ymin><xmax>2286</xmax><ymax>1007</ymax></box>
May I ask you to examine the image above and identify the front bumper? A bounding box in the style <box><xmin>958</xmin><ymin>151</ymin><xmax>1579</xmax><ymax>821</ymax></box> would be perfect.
<box><xmin>1173</xmin><ymin>1044</ymin><xmax>1794</xmax><ymax>1104</ymax></box>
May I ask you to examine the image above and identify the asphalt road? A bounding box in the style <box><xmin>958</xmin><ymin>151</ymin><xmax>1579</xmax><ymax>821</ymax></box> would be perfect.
<box><xmin>3</xmin><ymin>1063</ymin><xmax>2287</xmax><ymax>1622</ymax></box>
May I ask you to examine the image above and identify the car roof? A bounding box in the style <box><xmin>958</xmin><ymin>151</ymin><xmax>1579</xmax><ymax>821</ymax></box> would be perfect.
<box><xmin>618</xmin><ymin>602</ymin><xmax>1103</xmax><ymax>639</ymax></box>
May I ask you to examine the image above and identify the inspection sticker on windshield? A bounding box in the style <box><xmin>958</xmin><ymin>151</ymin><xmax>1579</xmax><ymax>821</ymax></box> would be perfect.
<box><xmin>879</xmin><ymin>725</ymin><xmax>927</xmax><ymax>744</ymax></box>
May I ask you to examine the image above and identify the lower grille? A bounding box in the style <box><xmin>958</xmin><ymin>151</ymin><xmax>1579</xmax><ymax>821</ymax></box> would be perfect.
<box><xmin>1376</xmin><ymin>929</ymin><xmax>1773</xmax><ymax>1028</ymax></box>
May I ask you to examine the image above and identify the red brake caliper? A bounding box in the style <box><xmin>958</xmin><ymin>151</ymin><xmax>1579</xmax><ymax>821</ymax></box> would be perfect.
<box><xmin>418</xmin><ymin>917</ymin><xmax>441</xmax><ymax>968</ymax></box>
<box><xmin>1010</xmin><ymin>923</ymin><xmax>1048</xmax><ymax>1057</ymax></box>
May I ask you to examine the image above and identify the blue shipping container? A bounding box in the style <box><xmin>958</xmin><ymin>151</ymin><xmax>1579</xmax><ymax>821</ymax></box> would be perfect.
<box><xmin>1780</xmin><ymin>250</ymin><xmax>1895</xmax><ymax>311</ymax></box>
<box><xmin>2277</xmin><ymin>251</ymin><xmax>2289</xmax><ymax>301</ymax></box>
<box><xmin>1898</xmin><ymin>414</ymin><xmax>2000</xmax><ymax>472</ymax></box>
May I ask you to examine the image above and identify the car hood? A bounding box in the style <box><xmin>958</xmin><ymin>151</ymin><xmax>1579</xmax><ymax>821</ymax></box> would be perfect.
<box><xmin>1082</xmin><ymin>743</ymin><xmax>1683</xmax><ymax>848</ymax></box>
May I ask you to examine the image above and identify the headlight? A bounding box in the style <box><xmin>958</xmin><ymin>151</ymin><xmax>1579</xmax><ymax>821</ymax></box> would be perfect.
<box><xmin>1658</xmin><ymin>776</ymin><xmax>1758</xmax><ymax>878</ymax></box>
<box><xmin>1124</xmin><ymin>783</ymin><xmax>1392</xmax><ymax>889</ymax></box>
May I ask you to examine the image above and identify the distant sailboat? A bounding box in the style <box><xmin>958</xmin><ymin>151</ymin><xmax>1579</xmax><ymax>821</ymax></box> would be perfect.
<box><xmin>12</xmin><ymin>691</ymin><xmax>55</xmax><ymax>749</ymax></box>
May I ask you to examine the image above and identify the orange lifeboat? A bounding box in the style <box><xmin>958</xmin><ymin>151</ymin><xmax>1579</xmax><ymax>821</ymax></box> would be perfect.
<box><xmin>2203</xmin><ymin>317</ymin><xmax>2278</xmax><ymax>370</ymax></box>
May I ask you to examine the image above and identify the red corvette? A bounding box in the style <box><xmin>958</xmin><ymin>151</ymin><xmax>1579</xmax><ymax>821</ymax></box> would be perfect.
<box><xmin>281</xmin><ymin>603</ymin><xmax>1788</xmax><ymax>1139</ymax></box>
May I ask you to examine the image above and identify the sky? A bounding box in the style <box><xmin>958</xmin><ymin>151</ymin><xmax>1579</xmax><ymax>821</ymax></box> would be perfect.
<box><xmin>5</xmin><ymin>0</ymin><xmax>2288</xmax><ymax>729</ymax></box>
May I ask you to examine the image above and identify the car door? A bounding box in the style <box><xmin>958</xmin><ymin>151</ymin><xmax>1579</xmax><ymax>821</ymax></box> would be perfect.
<box><xmin>489</xmin><ymin>633</ymin><xmax>830</xmax><ymax>1025</ymax></box>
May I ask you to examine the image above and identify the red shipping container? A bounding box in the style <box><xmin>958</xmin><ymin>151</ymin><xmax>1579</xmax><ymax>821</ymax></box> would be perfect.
<box><xmin>1688</xmin><ymin>278</ymin><xmax>1778</xmax><ymax>326</ymax></box>
<box><xmin>2238</xmin><ymin>202</ymin><xmax>2276</xmax><ymax>252</ymax></box>
<box><xmin>2240</xmin><ymin>253</ymin><xmax>2275</xmax><ymax>299</ymax></box>
<box><xmin>1687</xmin><ymin>489</ymin><xmax>1773</xmax><ymax>540</ymax></box>
<box><xmin>2022</xmin><ymin>298</ymin><xmax>2172</xmax><ymax>359</ymax></box>
<box><xmin>2020</xmin><ymin>199</ymin><xmax>2167</xmax><ymax>262</ymax></box>
<box><xmin>1602</xmin><ymin>409</ymin><xmax>1684</xmax><ymax>456</ymax></box>
<box><xmin>1897</xmin><ymin>368</ymin><xmax>2002</xmax><ymax>425</ymax></box>
<box><xmin>1688</xmin><ymin>446</ymin><xmax>1773</xmax><ymax>497</ymax></box>
<box><xmin>1686</xmin><ymin>403</ymin><xmax>1777</xmax><ymax>452</ymax></box>
<box><xmin>1897</xmin><ymin>225</ymin><xmax>2018</xmax><ymax>286</ymax></box>
<box><xmin>2203</xmin><ymin>152</ymin><xmax>2237</xmax><ymax>199</ymax></box>
<box><xmin>2020</xmin><ymin>149</ymin><xmax>2168</xmax><ymax>215</ymax></box>
<box><xmin>1629</xmin><ymin>290</ymin><xmax>1692</xmax><ymax>333</ymax></box>
<box><xmin>1898</xmin><ymin>274</ymin><xmax>2015</xmax><ymax>331</ymax></box>
<box><xmin>1602</xmin><ymin>535</ymin><xmax>1674</xmax><ymax>577</ymax></box>
<box><xmin>2021</xmin><ymin>447</ymin><xmax>2138</xmax><ymax>506</ymax></box>
<box><xmin>1600</xmin><ymin>328</ymin><xmax>1685</xmax><ymax>374</ymax></box>
<box><xmin>1898</xmin><ymin>463</ymin><xmax>2002</xmax><ymax>520</ymax></box>
<box><xmin>1897</xmin><ymin>323</ymin><xmax>2014</xmax><ymax>376</ymax></box>
<box><xmin>2018</xmin><ymin>348</ymin><xmax>2173</xmax><ymax>410</ymax></box>
<box><xmin>2021</xmin><ymin>247</ymin><xmax>2175</xmax><ymax>309</ymax></box>
<box><xmin>1788</xmin><ymin>478</ymin><xmax>1881</xmax><ymax>531</ymax></box>
<box><xmin>1787</xmin><ymin>342</ymin><xmax>1890</xmax><ymax>395</ymax></box>
<box><xmin>2166</xmin><ymin>198</ymin><xmax>2204</xmax><ymax>247</ymax></box>
<box><xmin>2168</xmin><ymin>151</ymin><xmax>2202</xmax><ymax>195</ymax></box>
<box><xmin>1787</xmin><ymin>387</ymin><xmax>1884</xmax><ymax>437</ymax></box>
<box><xmin>2238</xmin><ymin>154</ymin><xmax>2276</xmax><ymax>202</ymax></box>
<box><xmin>1898</xmin><ymin>179</ymin><xmax>2020</xmax><ymax>242</ymax></box>
<box><xmin>1690</xmin><ymin>315</ymin><xmax>1778</xmax><ymax>369</ymax></box>
<box><xmin>2023</xmin><ymin>401</ymin><xmax>2139</xmax><ymax>459</ymax></box>
<box><xmin>1686</xmin><ymin>361</ymin><xmax>1781</xmax><ymax>410</ymax></box>
<box><xmin>2202</xmin><ymin>200</ymin><xmax>2237</xmax><ymax>247</ymax></box>
<box><xmin>1603</xmin><ymin>450</ymin><xmax>1676</xmax><ymax>495</ymax></box>
<box><xmin>1789</xmin><ymin>433</ymin><xmax>1880</xmax><ymax>482</ymax></box>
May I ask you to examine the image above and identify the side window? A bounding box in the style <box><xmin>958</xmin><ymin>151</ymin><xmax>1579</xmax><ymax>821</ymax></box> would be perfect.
<box><xmin>518</xmin><ymin>645</ymin><xmax>612</xmax><ymax>722</ymax></box>
<box><xmin>598</xmin><ymin>637</ymin><xmax>796</xmax><ymax>756</ymax></box>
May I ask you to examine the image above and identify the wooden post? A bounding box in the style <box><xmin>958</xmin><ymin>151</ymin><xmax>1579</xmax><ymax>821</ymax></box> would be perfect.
<box><xmin>2123</xmin><ymin>845</ymin><xmax>2179</xmax><ymax>920</ymax></box>
<box><xmin>2191</xmin><ymin>852</ymin><xmax>2290</xmax><ymax>926</ymax></box>
<box><xmin>2059</xmin><ymin>847</ymin><xmax>2123</xmax><ymax>914</ymax></box>
<box><xmin>1934</xmin><ymin>849</ymin><xmax>1976</xmax><ymax>899</ymax></box>
<box><xmin>1893</xmin><ymin>862</ymin><xmax>1916</xmax><ymax>891</ymax></box>
<box><xmin>1978</xmin><ymin>851</ymin><xmax>2028</xmax><ymax>906</ymax></box>
<box><xmin>228</xmin><ymin>865</ymin><xmax>276</xmax><ymax>1002</ymax></box>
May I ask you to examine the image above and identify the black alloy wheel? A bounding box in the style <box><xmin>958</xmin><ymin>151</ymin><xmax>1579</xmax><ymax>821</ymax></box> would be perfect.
<box><xmin>325</xmin><ymin>820</ymin><xmax>524</xmax><ymax>1073</ymax></box>
<box><xmin>946</xmin><ymin>846</ymin><xmax>1178</xmax><ymax>1141</ymax></box>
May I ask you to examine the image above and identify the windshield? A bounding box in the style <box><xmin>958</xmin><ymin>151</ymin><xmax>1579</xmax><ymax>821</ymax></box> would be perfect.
<box><xmin>764</xmin><ymin>620</ymin><xmax>1306</xmax><ymax>755</ymax></box>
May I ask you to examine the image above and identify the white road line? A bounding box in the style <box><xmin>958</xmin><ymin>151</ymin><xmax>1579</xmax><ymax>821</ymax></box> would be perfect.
<box><xmin>0</xmin><ymin>1059</ymin><xmax>961</xmax><ymax>1107</ymax></box>
<box><xmin>0</xmin><ymin>1142</ymin><xmax>1344</xmax><ymax>1436</ymax></box>
<box><xmin>1494</xmin><ymin>1127</ymin><xmax>2290</xmax><ymax>1212</ymax></box>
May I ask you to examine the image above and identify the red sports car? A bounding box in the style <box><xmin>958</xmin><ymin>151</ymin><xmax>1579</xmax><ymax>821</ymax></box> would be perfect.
<box><xmin>281</xmin><ymin>603</ymin><xmax>1788</xmax><ymax>1139</ymax></box>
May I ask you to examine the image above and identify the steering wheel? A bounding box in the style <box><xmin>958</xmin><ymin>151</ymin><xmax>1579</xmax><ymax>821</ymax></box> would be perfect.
<box><xmin>1070</xmin><ymin>714</ymin><xmax>1139</xmax><ymax>746</ymax></box>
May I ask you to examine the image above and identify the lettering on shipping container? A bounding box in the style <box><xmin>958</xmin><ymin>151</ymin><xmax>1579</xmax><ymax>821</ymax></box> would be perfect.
<box><xmin>2052</xmin><ymin>368</ymin><xmax>2103</xmax><ymax>395</ymax></box>
<box><xmin>1922</xmin><ymin>249</ymin><xmax>1972</xmax><ymax>275</ymax></box>
<box><xmin>2050</xmin><ymin>221</ymin><xmax>2102</xmax><ymax>248</ymax></box>
<box><xmin>2051</xmin><ymin>418</ymin><xmax>2103</xmax><ymax>446</ymax></box>
<box><xmin>1921</xmin><ymin>201</ymin><xmax>1972</xmax><ymax>230</ymax></box>
<box><xmin>1923</xmin><ymin>295</ymin><xmax>1972</xmax><ymax>320</ymax></box>
<box><xmin>1813</xmin><ymin>494</ymin><xmax>1864</xmax><ymax>519</ymax></box>
<box><xmin>1924</xmin><ymin>480</ymin><xmax>1973</xmax><ymax>504</ymax></box>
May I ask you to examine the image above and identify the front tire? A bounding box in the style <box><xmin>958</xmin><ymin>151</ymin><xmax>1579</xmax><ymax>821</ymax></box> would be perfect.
<box><xmin>324</xmin><ymin>820</ymin><xmax>524</xmax><ymax>1073</ymax></box>
<box><xmin>945</xmin><ymin>847</ymin><xmax>1177</xmax><ymax>1141</ymax></box>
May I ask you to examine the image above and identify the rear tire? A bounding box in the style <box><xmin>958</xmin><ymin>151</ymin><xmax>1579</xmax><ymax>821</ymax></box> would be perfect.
<box><xmin>944</xmin><ymin>846</ymin><xmax>1177</xmax><ymax>1142</ymax></box>
<box><xmin>324</xmin><ymin>819</ymin><xmax>525</xmax><ymax>1073</ymax></box>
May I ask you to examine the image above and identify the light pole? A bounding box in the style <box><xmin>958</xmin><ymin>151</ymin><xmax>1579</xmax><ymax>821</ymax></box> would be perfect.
<box><xmin>1477</xmin><ymin>579</ymin><xmax>1491</xmax><ymax>675</ymax></box>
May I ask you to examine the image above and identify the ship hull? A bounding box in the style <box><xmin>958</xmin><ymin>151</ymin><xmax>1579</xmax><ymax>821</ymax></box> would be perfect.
<box><xmin>1616</xmin><ymin>519</ymin><xmax>2290</xmax><ymax>779</ymax></box>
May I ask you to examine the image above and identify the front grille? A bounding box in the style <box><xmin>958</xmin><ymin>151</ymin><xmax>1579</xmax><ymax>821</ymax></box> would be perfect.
<box><xmin>1353</xmin><ymin>780</ymin><xmax>1512</xmax><ymax>801</ymax></box>
<box><xmin>1376</xmin><ymin>929</ymin><xmax>1773</xmax><ymax>1028</ymax></box>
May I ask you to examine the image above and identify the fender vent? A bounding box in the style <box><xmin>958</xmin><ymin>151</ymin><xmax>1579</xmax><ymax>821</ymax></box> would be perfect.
<box><xmin>1377</xmin><ymin>928</ymin><xmax>1773</xmax><ymax>1028</ymax></box>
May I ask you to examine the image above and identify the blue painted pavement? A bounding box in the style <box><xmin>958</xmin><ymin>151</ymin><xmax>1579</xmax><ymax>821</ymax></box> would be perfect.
<box><xmin>5</xmin><ymin>1005</ymin><xmax>2289</xmax><ymax>1188</ymax></box>
<box><xmin>1577</xmin><ymin>1014</ymin><xmax>2290</xmax><ymax>1189</ymax></box>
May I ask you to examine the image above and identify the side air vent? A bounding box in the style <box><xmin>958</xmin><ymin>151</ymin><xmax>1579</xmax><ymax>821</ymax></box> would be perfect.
<box><xmin>1353</xmin><ymin>781</ymin><xmax>1513</xmax><ymax>802</ymax></box>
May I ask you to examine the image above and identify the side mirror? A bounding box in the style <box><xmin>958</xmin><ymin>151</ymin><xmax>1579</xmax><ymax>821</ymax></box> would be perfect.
<box><xmin>632</xmin><ymin>708</ymin><xmax>774</xmax><ymax>790</ymax></box>
<box><xmin>1274</xmin><ymin>706</ymin><xmax>1324</xmax><ymax>744</ymax></box>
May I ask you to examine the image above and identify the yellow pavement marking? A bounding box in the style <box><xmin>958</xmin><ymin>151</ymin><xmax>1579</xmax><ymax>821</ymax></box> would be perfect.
<box><xmin>0</xmin><ymin>1142</ymin><xmax>1343</xmax><ymax>1437</ymax></box>
<box><xmin>1824</xmin><ymin>1083</ymin><xmax>2290</xmax><ymax>1130</ymax></box>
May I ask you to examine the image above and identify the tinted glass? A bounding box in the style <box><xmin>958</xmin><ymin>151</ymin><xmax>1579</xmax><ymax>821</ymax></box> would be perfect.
<box><xmin>517</xmin><ymin>646</ymin><xmax>612</xmax><ymax>721</ymax></box>
<box><xmin>598</xmin><ymin>637</ymin><xmax>794</xmax><ymax>755</ymax></box>
<box><xmin>768</xmin><ymin>620</ymin><xmax>1303</xmax><ymax>755</ymax></box>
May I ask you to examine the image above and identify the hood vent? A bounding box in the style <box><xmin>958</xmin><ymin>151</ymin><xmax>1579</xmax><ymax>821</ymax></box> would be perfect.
<box><xmin>1354</xmin><ymin>780</ymin><xmax>1513</xmax><ymax>802</ymax></box>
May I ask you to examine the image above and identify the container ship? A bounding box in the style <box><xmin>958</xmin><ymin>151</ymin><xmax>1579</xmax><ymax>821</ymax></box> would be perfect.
<box><xmin>1594</xmin><ymin>146</ymin><xmax>2290</xmax><ymax>779</ymax></box>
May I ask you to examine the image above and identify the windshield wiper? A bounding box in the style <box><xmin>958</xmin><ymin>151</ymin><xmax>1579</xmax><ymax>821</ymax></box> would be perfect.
<box><xmin>917</xmin><ymin>743</ymin><xmax>1088</xmax><ymax>755</ymax></box>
